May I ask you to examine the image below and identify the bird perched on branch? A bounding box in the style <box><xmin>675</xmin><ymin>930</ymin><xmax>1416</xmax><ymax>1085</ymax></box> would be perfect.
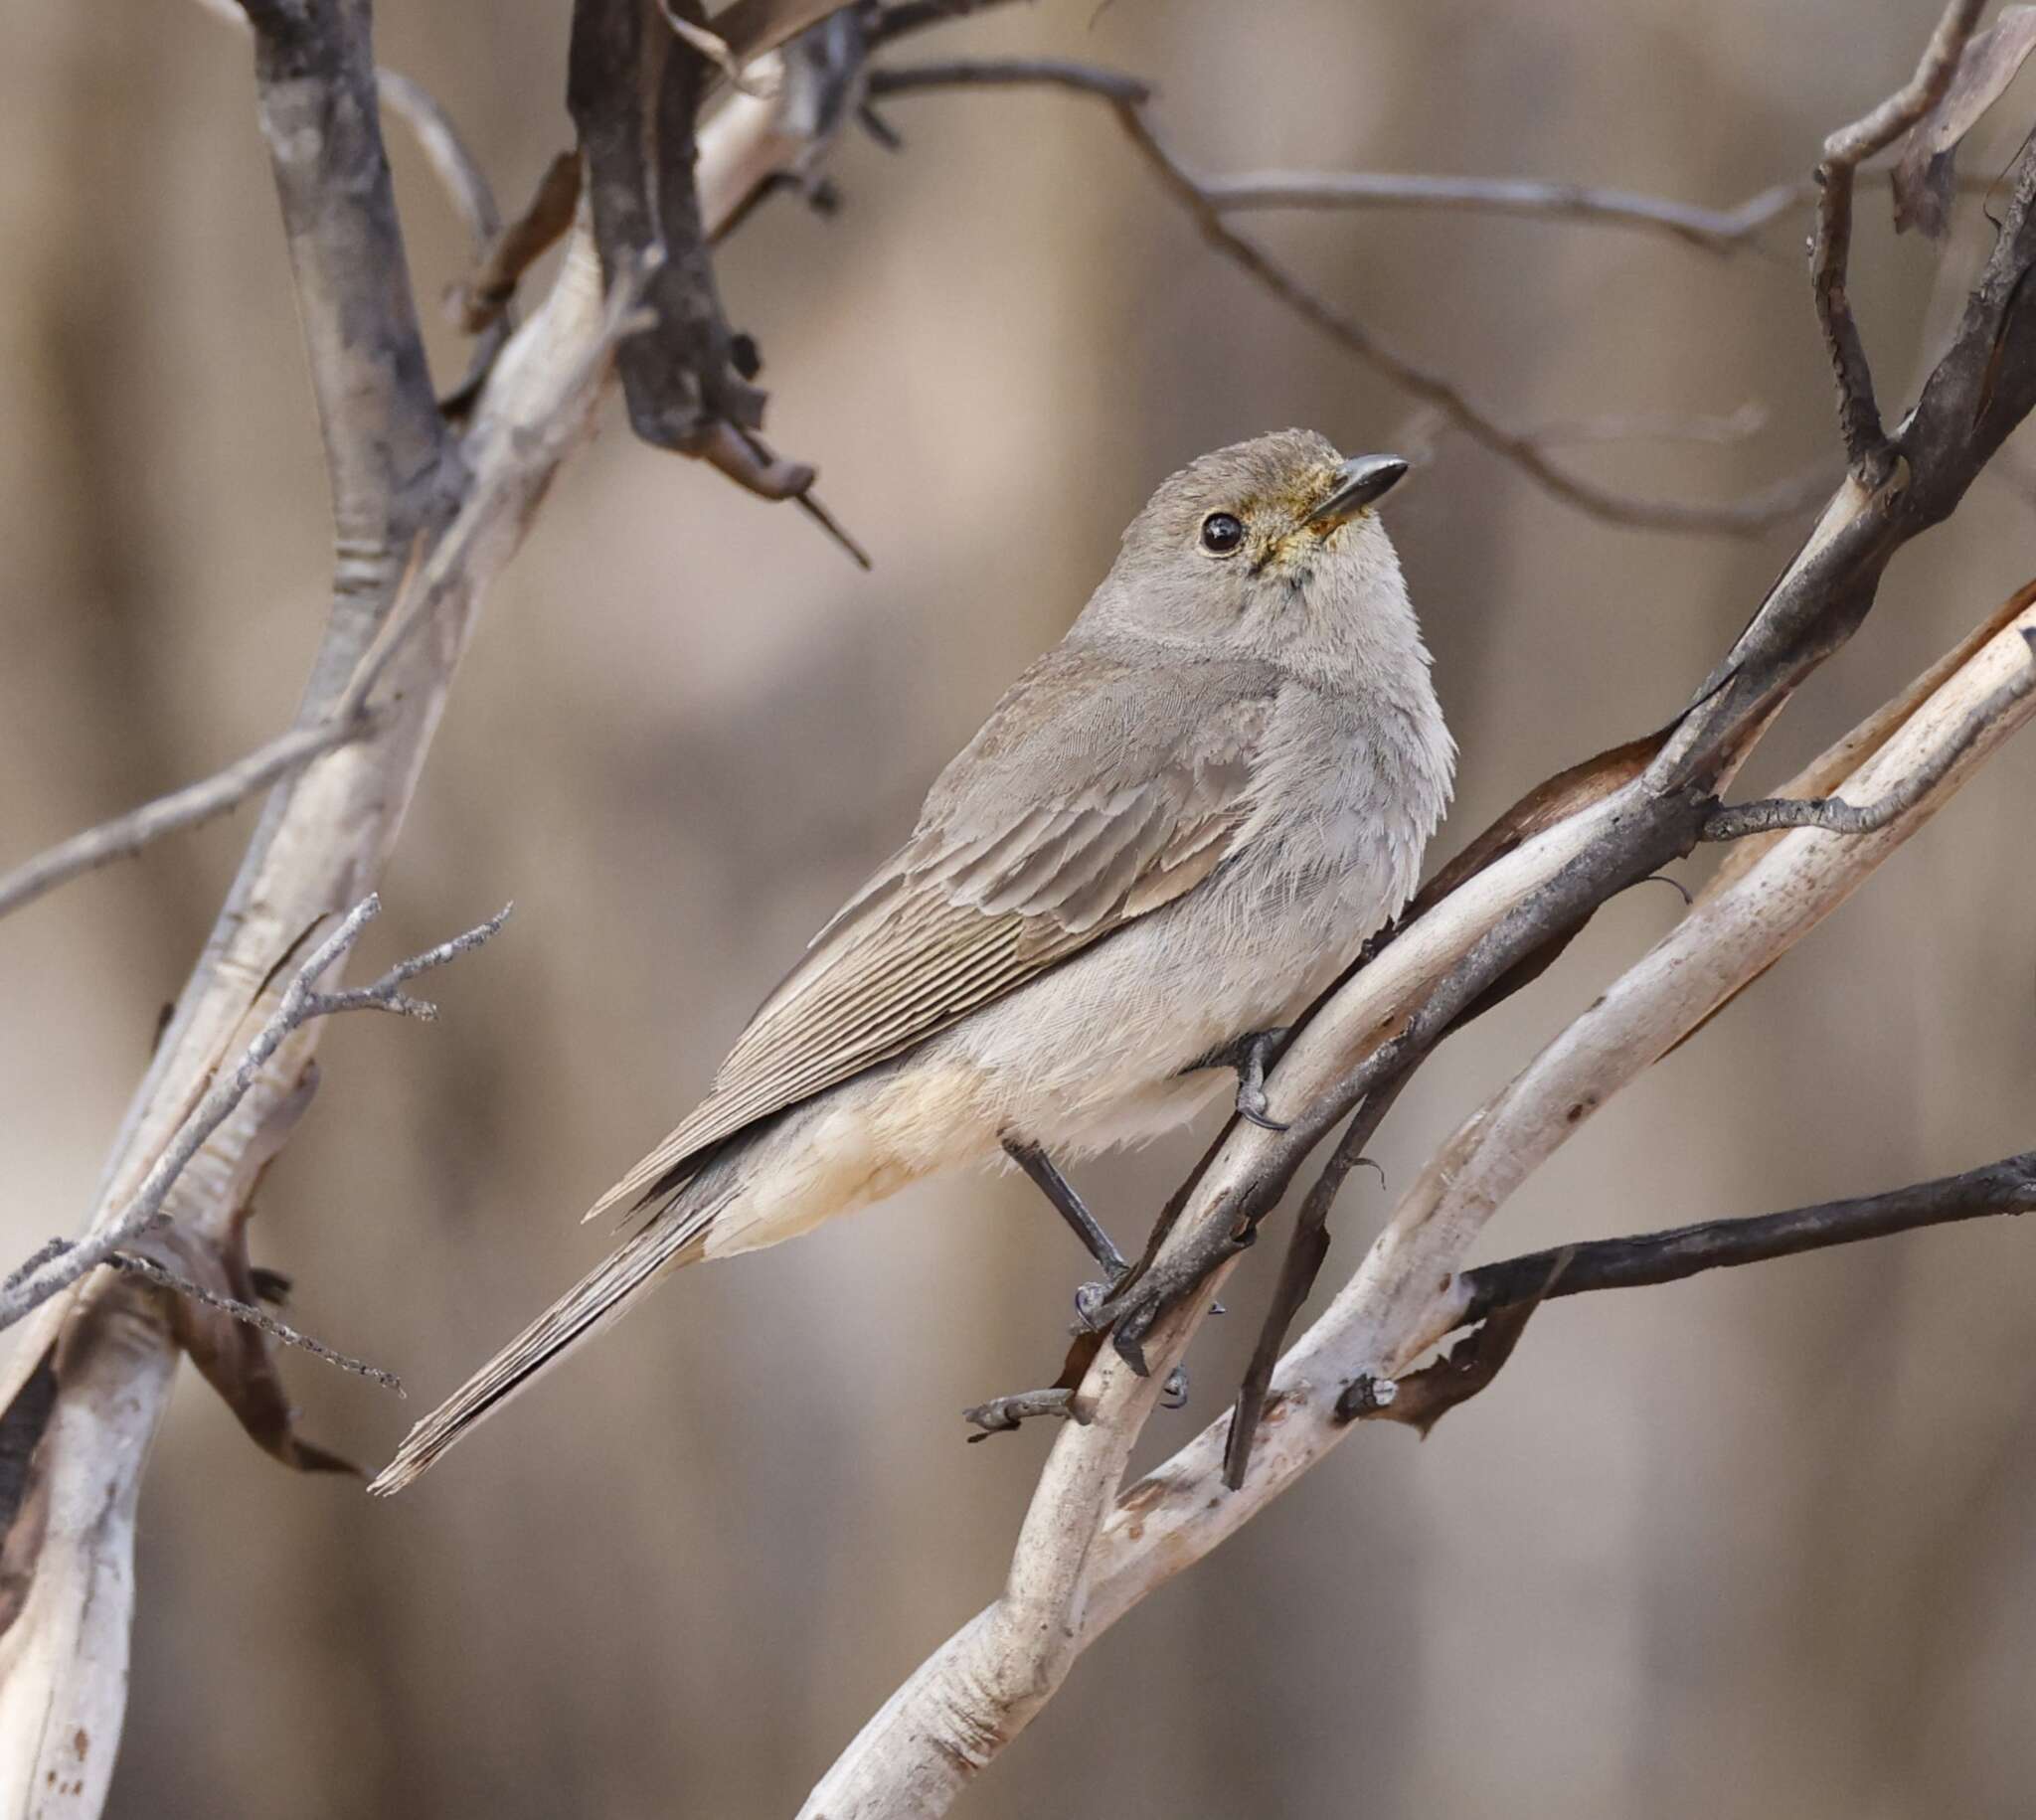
<box><xmin>371</xmin><ymin>427</ymin><xmax>1453</xmax><ymax>1493</ymax></box>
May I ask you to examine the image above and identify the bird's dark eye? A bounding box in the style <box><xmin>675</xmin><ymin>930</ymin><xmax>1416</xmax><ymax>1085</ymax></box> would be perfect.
<box><xmin>1200</xmin><ymin>512</ymin><xmax>1245</xmax><ymax>556</ymax></box>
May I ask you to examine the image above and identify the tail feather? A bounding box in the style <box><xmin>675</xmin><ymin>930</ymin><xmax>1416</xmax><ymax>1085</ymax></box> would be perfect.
<box><xmin>368</xmin><ymin>1179</ymin><xmax>733</xmax><ymax>1496</ymax></box>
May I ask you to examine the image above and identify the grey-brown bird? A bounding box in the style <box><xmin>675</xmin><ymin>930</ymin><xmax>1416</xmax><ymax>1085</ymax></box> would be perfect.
<box><xmin>371</xmin><ymin>428</ymin><xmax>1453</xmax><ymax>1493</ymax></box>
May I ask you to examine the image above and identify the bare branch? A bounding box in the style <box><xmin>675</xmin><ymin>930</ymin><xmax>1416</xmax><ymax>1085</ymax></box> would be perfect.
<box><xmin>866</xmin><ymin>59</ymin><xmax>1834</xmax><ymax>537</ymax></box>
<box><xmin>1454</xmin><ymin>1151</ymin><xmax>2036</xmax><ymax>1328</ymax></box>
<box><xmin>0</xmin><ymin>236</ymin><xmax>650</xmax><ymax>925</ymax></box>
<box><xmin>1704</xmin><ymin>626</ymin><xmax>2036</xmax><ymax>837</ymax></box>
<box><xmin>962</xmin><ymin>1388</ymin><xmax>1086</xmax><ymax>1438</ymax></box>
<box><xmin>0</xmin><ymin>713</ymin><xmax>374</xmax><ymax>925</ymax></box>
<box><xmin>0</xmin><ymin>896</ymin><xmax>508</xmax><ymax>1333</ymax></box>
<box><xmin>1092</xmin><ymin>596</ymin><xmax>2036</xmax><ymax>1631</ymax></box>
<box><xmin>1200</xmin><ymin>164</ymin><xmax>1997</xmax><ymax>249</ymax></box>
<box><xmin>375</xmin><ymin>67</ymin><xmax>501</xmax><ymax>248</ymax></box>
<box><xmin>105</xmin><ymin>1250</ymin><xmax>404</xmax><ymax>1393</ymax></box>
<box><xmin>452</xmin><ymin>150</ymin><xmax>582</xmax><ymax>336</ymax></box>
<box><xmin>805</xmin><ymin>578</ymin><xmax>2036</xmax><ymax>1816</ymax></box>
<box><xmin>237</xmin><ymin>0</ymin><xmax>458</xmax><ymax>691</ymax></box>
<box><xmin>0</xmin><ymin>31</ymin><xmax>891</xmax><ymax>1796</ymax></box>
<box><xmin>1518</xmin><ymin>401</ymin><xmax>1772</xmax><ymax>447</ymax></box>
<box><xmin>1223</xmin><ymin>1065</ymin><xmax>1411</xmax><ymax>1490</ymax></box>
<box><xmin>1813</xmin><ymin>0</ymin><xmax>1986</xmax><ymax>478</ymax></box>
<box><xmin>1204</xmin><ymin>169</ymin><xmax>1805</xmax><ymax>248</ymax></box>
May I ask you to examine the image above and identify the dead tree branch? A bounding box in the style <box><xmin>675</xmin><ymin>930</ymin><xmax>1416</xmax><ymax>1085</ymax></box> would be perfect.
<box><xmin>0</xmin><ymin>897</ymin><xmax>506</xmax><ymax>1333</ymax></box>
<box><xmin>1702</xmin><ymin>627</ymin><xmax>2036</xmax><ymax>836</ymax></box>
<box><xmin>867</xmin><ymin>58</ymin><xmax>1841</xmax><ymax>537</ymax></box>
<box><xmin>0</xmin><ymin>713</ymin><xmax>378</xmax><ymax>924</ymax></box>
<box><xmin>808</xmin><ymin>6</ymin><xmax>2036</xmax><ymax>1792</ymax></box>
<box><xmin>103</xmin><ymin>1250</ymin><xmax>403</xmax><ymax>1394</ymax></box>
<box><xmin>1339</xmin><ymin>1147</ymin><xmax>2036</xmax><ymax>1432</ymax></box>
<box><xmin>804</xmin><ymin>573</ymin><xmax>2036</xmax><ymax>1819</ymax></box>
<box><xmin>1199</xmin><ymin>163</ymin><xmax>1996</xmax><ymax>250</ymax></box>
<box><xmin>1813</xmin><ymin>0</ymin><xmax>1985</xmax><ymax>480</ymax></box>
<box><xmin>1452</xmin><ymin>1150</ymin><xmax>2036</xmax><ymax>1328</ymax></box>
<box><xmin>0</xmin><ymin>2</ymin><xmax>888</xmax><ymax>1805</ymax></box>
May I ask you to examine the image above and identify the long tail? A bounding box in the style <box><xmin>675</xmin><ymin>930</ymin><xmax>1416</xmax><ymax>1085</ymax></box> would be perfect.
<box><xmin>367</xmin><ymin>1172</ymin><xmax>736</xmax><ymax>1496</ymax></box>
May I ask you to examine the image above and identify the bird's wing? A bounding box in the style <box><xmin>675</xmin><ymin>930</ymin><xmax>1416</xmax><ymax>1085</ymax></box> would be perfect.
<box><xmin>585</xmin><ymin>650</ymin><xmax>1280</xmax><ymax>1220</ymax></box>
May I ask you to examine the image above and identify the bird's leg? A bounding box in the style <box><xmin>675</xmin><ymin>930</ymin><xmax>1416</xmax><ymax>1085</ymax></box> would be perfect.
<box><xmin>1002</xmin><ymin>1137</ymin><xmax>1130</xmax><ymax>1321</ymax></box>
<box><xmin>1189</xmin><ymin>1027</ymin><xmax>1294</xmax><ymax>1131</ymax></box>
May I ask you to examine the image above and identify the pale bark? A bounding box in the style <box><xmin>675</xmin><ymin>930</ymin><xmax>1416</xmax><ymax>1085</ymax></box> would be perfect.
<box><xmin>0</xmin><ymin>60</ymin><xmax>847</xmax><ymax>1820</ymax></box>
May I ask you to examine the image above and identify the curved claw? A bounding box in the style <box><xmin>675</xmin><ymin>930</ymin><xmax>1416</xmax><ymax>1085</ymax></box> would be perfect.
<box><xmin>1230</xmin><ymin>1026</ymin><xmax>1293</xmax><ymax>1132</ymax></box>
<box><xmin>1237</xmin><ymin>1096</ymin><xmax>1290</xmax><ymax>1132</ymax></box>
<box><xmin>1073</xmin><ymin>1279</ymin><xmax>1112</xmax><ymax>1328</ymax></box>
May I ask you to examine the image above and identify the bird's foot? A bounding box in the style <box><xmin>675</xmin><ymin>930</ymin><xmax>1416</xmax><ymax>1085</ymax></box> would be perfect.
<box><xmin>1074</xmin><ymin>1276</ymin><xmax>1118</xmax><ymax>1327</ymax></box>
<box><xmin>1081</xmin><ymin>1214</ymin><xmax>1258</xmax><ymax>1375</ymax></box>
<box><xmin>1232</xmin><ymin>1026</ymin><xmax>1292</xmax><ymax>1130</ymax></box>
<box><xmin>1188</xmin><ymin>1027</ymin><xmax>1294</xmax><ymax>1130</ymax></box>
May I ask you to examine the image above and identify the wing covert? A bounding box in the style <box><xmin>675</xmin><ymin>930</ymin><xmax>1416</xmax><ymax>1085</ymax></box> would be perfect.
<box><xmin>585</xmin><ymin>652</ymin><xmax>1279</xmax><ymax>1218</ymax></box>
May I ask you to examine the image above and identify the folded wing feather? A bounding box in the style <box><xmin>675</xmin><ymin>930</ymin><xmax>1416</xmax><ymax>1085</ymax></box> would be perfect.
<box><xmin>582</xmin><ymin>650</ymin><xmax>1280</xmax><ymax>1222</ymax></box>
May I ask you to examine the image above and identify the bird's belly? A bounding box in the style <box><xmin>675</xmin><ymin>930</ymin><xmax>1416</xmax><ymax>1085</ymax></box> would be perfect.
<box><xmin>938</xmin><ymin>847</ymin><xmax>1395</xmax><ymax>1157</ymax></box>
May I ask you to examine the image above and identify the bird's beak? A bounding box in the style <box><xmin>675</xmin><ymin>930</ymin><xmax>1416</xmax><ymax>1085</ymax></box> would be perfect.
<box><xmin>1304</xmin><ymin>453</ymin><xmax>1410</xmax><ymax>527</ymax></box>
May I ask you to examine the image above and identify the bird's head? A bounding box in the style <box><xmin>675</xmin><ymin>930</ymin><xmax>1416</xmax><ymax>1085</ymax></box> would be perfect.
<box><xmin>1085</xmin><ymin>428</ymin><xmax>1414</xmax><ymax>660</ymax></box>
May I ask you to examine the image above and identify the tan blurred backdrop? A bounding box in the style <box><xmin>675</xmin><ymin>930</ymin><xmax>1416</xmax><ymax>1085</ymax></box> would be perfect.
<box><xmin>4</xmin><ymin>1</ymin><xmax>2035</xmax><ymax>1815</ymax></box>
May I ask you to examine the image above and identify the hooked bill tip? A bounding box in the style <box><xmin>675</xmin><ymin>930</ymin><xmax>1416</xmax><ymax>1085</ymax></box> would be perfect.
<box><xmin>1305</xmin><ymin>453</ymin><xmax>1409</xmax><ymax>526</ymax></box>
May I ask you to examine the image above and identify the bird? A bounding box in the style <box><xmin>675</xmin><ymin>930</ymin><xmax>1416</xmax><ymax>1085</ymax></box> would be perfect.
<box><xmin>369</xmin><ymin>427</ymin><xmax>1454</xmax><ymax>1494</ymax></box>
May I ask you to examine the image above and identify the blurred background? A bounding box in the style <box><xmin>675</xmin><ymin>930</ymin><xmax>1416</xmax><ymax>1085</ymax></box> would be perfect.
<box><xmin>4</xmin><ymin>0</ymin><xmax>2035</xmax><ymax>1814</ymax></box>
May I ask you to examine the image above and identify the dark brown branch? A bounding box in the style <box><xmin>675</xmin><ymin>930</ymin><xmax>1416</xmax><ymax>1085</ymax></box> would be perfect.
<box><xmin>453</xmin><ymin>150</ymin><xmax>581</xmax><ymax>336</ymax></box>
<box><xmin>1454</xmin><ymin>1151</ymin><xmax>2036</xmax><ymax>1328</ymax></box>
<box><xmin>1812</xmin><ymin>0</ymin><xmax>1985</xmax><ymax>481</ymax></box>
<box><xmin>239</xmin><ymin>0</ymin><xmax>457</xmax><ymax>700</ymax></box>
<box><xmin>1339</xmin><ymin>1275</ymin><xmax>1560</xmax><ymax>1433</ymax></box>
<box><xmin>571</xmin><ymin>0</ymin><xmax>869</xmax><ymax>557</ymax></box>
<box><xmin>1089</xmin><ymin>782</ymin><xmax>1716</xmax><ymax>1365</ymax></box>
<box><xmin>865</xmin><ymin>58</ymin><xmax>1832</xmax><ymax>538</ymax></box>
<box><xmin>1339</xmin><ymin>1144</ymin><xmax>2036</xmax><ymax>1433</ymax></box>
<box><xmin>1703</xmin><ymin>626</ymin><xmax>2036</xmax><ymax>838</ymax></box>
<box><xmin>572</xmin><ymin>0</ymin><xmax>767</xmax><ymax>450</ymax></box>
<box><xmin>1223</xmin><ymin>1069</ymin><xmax>1410</xmax><ymax>1489</ymax></box>
<box><xmin>1651</xmin><ymin>136</ymin><xmax>2036</xmax><ymax>799</ymax></box>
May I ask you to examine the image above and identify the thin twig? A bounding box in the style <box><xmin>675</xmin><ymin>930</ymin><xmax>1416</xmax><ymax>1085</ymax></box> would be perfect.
<box><xmin>0</xmin><ymin>253</ymin><xmax>664</xmax><ymax>932</ymax></box>
<box><xmin>0</xmin><ymin>895</ymin><xmax>510</xmax><ymax>1332</ymax></box>
<box><xmin>1454</xmin><ymin>1150</ymin><xmax>2036</xmax><ymax>1327</ymax></box>
<box><xmin>1704</xmin><ymin>627</ymin><xmax>2036</xmax><ymax>838</ymax></box>
<box><xmin>1200</xmin><ymin>164</ymin><xmax>1996</xmax><ymax>250</ymax></box>
<box><xmin>1813</xmin><ymin>0</ymin><xmax>1986</xmax><ymax>478</ymax></box>
<box><xmin>106</xmin><ymin>1249</ymin><xmax>404</xmax><ymax>1393</ymax></box>
<box><xmin>372</xmin><ymin>66</ymin><xmax>516</xmax><ymax>403</ymax></box>
<box><xmin>452</xmin><ymin>150</ymin><xmax>582</xmax><ymax>336</ymax></box>
<box><xmin>866</xmin><ymin>59</ymin><xmax>1834</xmax><ymax>537</ymax></box>
<box><xmin>374</xmin><ymin>68</ymin><xmax>500</xmax><ymax>248</ymax></box>
<box><xmin>1524</xmin><ymin>402</ymin><xmax>1769</xmax><ymax>447</ymax></box>
<box><xmin>0</xmin><ymin>714</ymin><xmax>376</xmax><ymax>925</ymax></box>
<box><xmin>962</xmin><ymin>1388</ymin><xmax>1085</xmax><ymax>1438</ymax></box>
<box><xmin>1205</xmin><ymin>170</ymin><xmax>1804</xmax><ymax>248</ymax></box>
<box><xmin>192</xmin><ymin>1</ymin><xmax>504</xmax><ymax>286</ymax></box>
<box><xmin>1223</xmin><ymin>1066</ymin><xmax>1412</xmax><ymax>1489</ymax></box>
